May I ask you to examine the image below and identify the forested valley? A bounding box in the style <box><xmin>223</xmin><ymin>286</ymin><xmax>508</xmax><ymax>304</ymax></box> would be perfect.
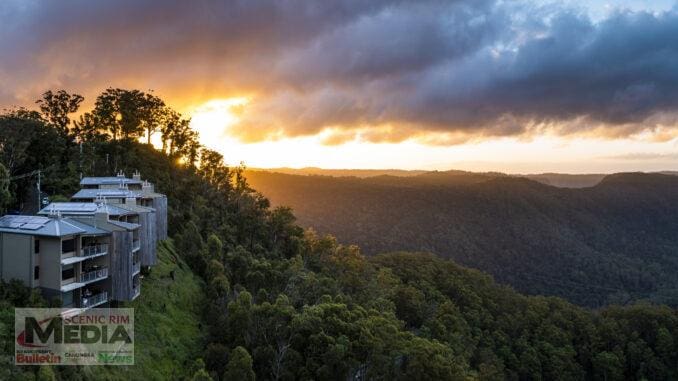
<box><xmin>1</xmin><ymin>90</ymin><xmax>678</xmax><ymax>380</ymax></box>
<box><xmin>246</xmin><ymin>170</ymin><xmax>678</xmax><ymax>307</ymax></box>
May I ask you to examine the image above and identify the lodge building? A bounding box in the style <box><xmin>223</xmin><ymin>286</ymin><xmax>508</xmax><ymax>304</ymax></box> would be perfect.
<box><xmin>0</xmin><ymin>172</ymin><xmax>167</xmax><ymax>310</ymax></box>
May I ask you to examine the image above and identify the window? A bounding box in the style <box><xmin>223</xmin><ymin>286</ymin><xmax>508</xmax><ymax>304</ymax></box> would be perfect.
<box><xmin>62</xmin><ymin>265</ymin><xmax>74</xmax><ymax>281</ymax></box>
<box><xmin>34</xmin><ymin>266</ymin><xmax>39</xmax><ymax>280</ymax></box>
<box><xmin>62</xmin><ymin>291</ymin><xmax>73</xmax><ymax>306</ymax></box>
<box><xmin>61</xmin><ymin>239</ymin><xmax>75</xmax><ymax>253</ymax></box>
<box><xmin>34</xmin><ymin>239</ymin><xmax>40</xmax><ymax>254</ymax></box>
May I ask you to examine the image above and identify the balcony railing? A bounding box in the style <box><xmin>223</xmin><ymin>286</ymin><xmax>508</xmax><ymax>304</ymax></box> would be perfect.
<box><xmin>82</xmin><ymin>243</ymin><xmax>108</xmax><ymax>257</ymax></box>
<box><xmin>132</xmin><ymin>240</ymin><xmax>141</xmax><ymax>251</ymax></box>
<box><xmin>132</xmin><ymin>261</ymin><xmax>141</xmax><ymax>275</ymax></box>
<box><xmin>81</xmin><ymin>291</ymin><xmax>108</xmax><ymax>308</ymax></box>
<box><xmin>80</xmin><ymin>267</ymin><xmax>108</xmax><ymax>283</ymax></box>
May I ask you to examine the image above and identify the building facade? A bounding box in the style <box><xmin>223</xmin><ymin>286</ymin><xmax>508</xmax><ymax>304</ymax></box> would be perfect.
<box><xmin>0</xmin><ymin>172</ymin><xmax>167</xmax><ymax>309</ymax></box>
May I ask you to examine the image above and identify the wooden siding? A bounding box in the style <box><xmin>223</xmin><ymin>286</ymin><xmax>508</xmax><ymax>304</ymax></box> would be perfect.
<box><xmin>152</xmin><ymin>196</ymin><xmax>168</xmax><ymax>241</ymax></box>
<box><xmin>109</xmin><ymin>230</ymin><xmax>134</xmax><ymax>301</ymax></box>
<box><xmin>139</xmin><ymin>210</ymin><xmax>158</xmax><ymax>266</ymax></box>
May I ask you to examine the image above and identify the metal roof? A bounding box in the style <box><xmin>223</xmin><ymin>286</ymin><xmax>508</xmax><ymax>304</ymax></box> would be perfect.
<box><xmin>140</xmin><ymin>191</ymin><xmax>166</xmax><ymax>199</ymax></box>
<box><xmin>39</xmin><ymin>202</ymin><xmax>98</xmax><ymax>215</ymax></box>
<box><xmin>0</xmin><ymin>215</ymin><xmax>86</xmax><ymax>237</ymax></box>
<box><xmin>38</xmin><ymin>202</ymin><xmax>136</xmax><ymax>217</ymax></box>
<box><xmin>61</xmin><ymin>219</ymin><xmax>110</xmax><ymax>235</ymax></box>
<box><xmin>114</xmin><ymin>203</ymin><xmax>155</xmax><ymax>213</ymax></box>
<box><xmin>71</xmin><ymin>189</ymin><xmax>142</xmax><ymax>200</ymax></box>
<box><xmin>102</xmin><ymin>204</ymin><xmax>137</xmax><ymax>216</ymax></box>
<box><xmin>107</xmin><ymin>219</ymin><xmax>140</xmax><ymax>230</ymax></box>
<box><xmin>80</xmin><ymin>177</ymin><xmax>143</xmax><ymax>186</ymax></box>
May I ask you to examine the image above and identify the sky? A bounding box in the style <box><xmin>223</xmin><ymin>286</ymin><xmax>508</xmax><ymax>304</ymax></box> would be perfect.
<box><xmin>1</xmin><ymin>0</ymin><xmax>678</xmax><ymax>173</ymax></box>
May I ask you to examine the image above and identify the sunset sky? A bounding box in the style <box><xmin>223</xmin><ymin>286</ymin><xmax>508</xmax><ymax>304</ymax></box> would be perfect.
<box><xmin>1</xmin><ymin>0</ymin><xmax>678</xmax><ymax>173</ymax></box>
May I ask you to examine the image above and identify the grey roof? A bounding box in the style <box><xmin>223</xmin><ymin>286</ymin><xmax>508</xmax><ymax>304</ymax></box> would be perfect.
<box><xmin>101</xmin><ymin>204</ymin><xmax>137</xmax><ymax>216</ymax></box>
<box><xmin>0</xmin><ymin>215</ymin><xmax>86</xmax><ymax>237</ymax></box>
<box><xmin>39</xmin><ymin>202</ymin><xmax>98</xmax><ymax>215</ymax></box>
<box><xmin>61</xmin><ymin>219</ymin><xmax>110</xmax><ymax>235</ymax></box>
<box><xmin>107</xmin><ymin>219</ymin><xmax>140</xmax><ymax>230</ymax></box>
<box><xmin>114</xmin><ymin>203</ymin><xmax>155</xmax><ymax>214</ymax></box>
<box><xmin>38</xmin><ymin>202</ymin><xmax>135</xmax><ymax>217</ymax></box>
<box><xmin>80</xmin><ymin>177</ymin><xmax>143</xmax><ymax>186</ymax></box>
<box><xmin>71</xmin><ymin>189</ymin><xmax>142</xmax><ymax>200</ymax></box>
<box><xmin>140</xmin><ymin>190</ymin><xmax>166</xmax><ymax>199</ymax></box>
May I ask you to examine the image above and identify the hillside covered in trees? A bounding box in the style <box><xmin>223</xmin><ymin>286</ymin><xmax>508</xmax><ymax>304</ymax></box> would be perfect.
<box><xmin>1</xmin><ymin>89</ymin><xmax>678</xmax><ymax>380</ymax></box>
<box><xmin>245</xmin><ymin>170</ymin><xmax>678</xmax><ymax>307</ymax></box>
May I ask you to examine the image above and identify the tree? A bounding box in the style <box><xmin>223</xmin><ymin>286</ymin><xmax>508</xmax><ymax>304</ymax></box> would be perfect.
<box><xmin>197</xmin><ymin>149</ymin><xmax>230</xmax><ymax>189</ymax></box>
<box><xmin>0</xmin><ymin>111</ymin><xmax>43</xmax><ymax>174</ymax></box>
<box><xmin>92</xmin><ymin>88</ymin><xmax>148</xmax><ymax>140</ymax></box>
<box><xmin>206</xmin><ymin>259</ymin><xmax>225</xmax><ymax>282</ymax></box>
<box><xmin>190</xmin><ymin>369</ymin><xmax>213</xmax><ymax>381</ymax></box>
<box><xmin>189</xmin><ymin>358</ymin><xmax>214</xmax><ymax>381</ymax></box>
<box><xmin>36</xmin><ymin>90</ymin><xmax>84</xmax><ymax>134</ymax></box>
<box><xmin>140</xmin><ymin>92</ymin><xmax>166</xmax><ymax>145</ymax></box>
<box><xmin>224</xmin><ymin>346</ymin><xmax>256</xmax><ymax>381</ymax></box>
<box><xmin>209</xmin><ymin>275</ymin><xmax>231</xmax><ymax>299</ymax></box>
<box><xmin>392</xmin><ymin>284</ymin><xmax>426</xmax><ymax>328</ymax></box>
<box><xmin>206</xmin><ymin>234</ymin><xmax>224</xmax><ymax>262</ymax></box>
<box><xmin>73</xmin><ymin>112</ymin><xmax>108</xmax><ymax>142</ymax></box>
<box><xmin>161</xmin><ymin>109</ymin><xmax>199</xmax><ymax>161</ymax></box>
<box><xmin>399</xmin><ymin>338</ymin><xmax>465</xmax><ymax>381</ymax></box>
<box><xmin>0</xmin><ymin>163</ymin><xmax>10</xmax><ymax>212</ymax></box>
<box><xmin>203</xmin><ymin>343</ymin><xmax>229</xmax><ymax>376</ymax></box>
<box><xmin>592</xmin><ymin>351</ymin><xmax>623</xmax><ymax>381</ymax></box>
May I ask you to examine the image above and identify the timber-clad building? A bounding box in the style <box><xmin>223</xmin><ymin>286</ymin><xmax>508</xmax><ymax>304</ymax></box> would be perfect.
<box><xmin>0</xmin><ymin>171</ymin><xmax>167</xmax><ymax>310</ymax></box>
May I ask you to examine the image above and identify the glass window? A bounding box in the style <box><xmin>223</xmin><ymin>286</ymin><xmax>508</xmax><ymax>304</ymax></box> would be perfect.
<box><xmin>34</xmin><ymin>239</ymin><xmax>40</xmax><ymax>254</ymax></box>
<box><xmin>34</xmin><ymin>266</ymin><xmax>39</xmax><ymax>280</ymax></box>
<box><xmin>62</xmin><ymin>291</ymin><xmax>73</xmax><ymax>306</ymax></box>
<box><xmin>61</xmin><ymin>239</ymin><xmax>75</xmax><ymax>253</ymax></box>
<box><xmin>62</xmin><ymin>265</ymin><xmax>74</xmax><ymax>280</ymax></box>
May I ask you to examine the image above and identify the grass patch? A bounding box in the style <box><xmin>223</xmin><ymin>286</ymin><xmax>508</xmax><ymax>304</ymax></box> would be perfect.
<box><xmin>83</xmin><ymin>239</ymin><xmax>205</xmax><ymax>380</ymax></box>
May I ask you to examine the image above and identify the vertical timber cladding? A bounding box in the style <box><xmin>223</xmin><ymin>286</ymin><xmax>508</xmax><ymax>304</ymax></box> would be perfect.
<box><xmin>110</xmin><ymin>230</ymin><xmax>134</xmax><ymax>301</ymax></box>
<box><xmin>153</xmin><ymin>196</ymin><xmax>168</xmax><ymax>241</ymax></box>
<box><xmin>139</xmin><ymin>210</ymin><xmax>158</xmax><ymax>266</ymax></box>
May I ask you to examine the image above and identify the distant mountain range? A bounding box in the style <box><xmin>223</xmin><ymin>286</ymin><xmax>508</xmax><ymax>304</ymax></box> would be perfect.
<box><xmin>251</xmin><ymin>167</ymin><xmax>429</xmax><ymax>178</ymax></box>
<box><xmin>246</xmin><ymin>169</ymin><xmax>678</xmax><ymax>307</ymax></box>
<box><xmin>252</xmin><ymin>167</ymin><xmax>677</xmax><ymax>188</ymax></box>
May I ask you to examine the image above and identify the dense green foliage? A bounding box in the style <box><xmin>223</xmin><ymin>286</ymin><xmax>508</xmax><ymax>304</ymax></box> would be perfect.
<box><xmin>2</xmin><ymin>89</ymin><xmax>678</xmax><ymax>379</ymax></box>
<box><xmin>245</xmin><ymin>170</ymin><xmax>678</xmax><ymax>307</ymax></box>
<box><xmin>0</xmin><ymin>163</ymin><xmax>10</xmax><ymax>211</ymax></box>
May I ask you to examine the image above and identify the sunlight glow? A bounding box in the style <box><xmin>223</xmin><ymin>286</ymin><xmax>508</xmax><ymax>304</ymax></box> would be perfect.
<box><xmin>185</xmin><ymin>98</ymin><xmax>677</xmax><ymax>173</ymax></box>
<box><xmin>189</xmin><ymin>97</ymin><xmax>248</xmax><ymax>143</ymax></box>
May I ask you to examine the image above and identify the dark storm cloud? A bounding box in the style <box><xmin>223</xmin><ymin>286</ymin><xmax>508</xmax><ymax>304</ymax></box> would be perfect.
<box><xmin>1</xmin><ymin>0</ymin><xmax>677</xmax><ymax>143</ymax></box>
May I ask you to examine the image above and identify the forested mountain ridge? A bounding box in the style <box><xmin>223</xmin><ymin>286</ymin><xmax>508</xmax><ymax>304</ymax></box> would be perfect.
<box><xmin>249</xmin><ymin>167</ymin><xmax>614</xmax><ymax>188</ymax></box>
<box><xmin>2</xmin><ymin>89</ymin><xmax>678</xmax><ymax>379</ymax></box>
<box><xmin>251</xmin><ymin>167</ymin><xmax>677</xmax><ymax>188</ymax></box>
<box><xmin>245</xmin><ymin>170</ymin><xmax>678</xmax><ymax>307</ymax></box>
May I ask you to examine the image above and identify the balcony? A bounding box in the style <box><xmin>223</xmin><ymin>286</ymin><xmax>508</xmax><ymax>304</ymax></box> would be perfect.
<box><xmin>132</xmin><ymin>261</ymin><xmax>141</xmax><ymax>275</ymax></box>
<box><xmin>80</xmin><ymin>267</ymin><xmax>108</xmax><ymax>283</ymax></box>
<box><xmin>132</xmin><ymin>240</ymin><xmax>141</xmax><ymax>252</ymax></box>
<box><xmin>81</xmin><ymin>291</ymin><xmax>108</xmax><ymax>309</ymax></box>
<box><xmin>61</xmin><ymin>243</ymin><xmax>108</xmax><ymax>265</ymax></box>
<box><xmin>83</xmin><ymin>243</ymin><xmax>108</xmax><ymax>257</ymax></box>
